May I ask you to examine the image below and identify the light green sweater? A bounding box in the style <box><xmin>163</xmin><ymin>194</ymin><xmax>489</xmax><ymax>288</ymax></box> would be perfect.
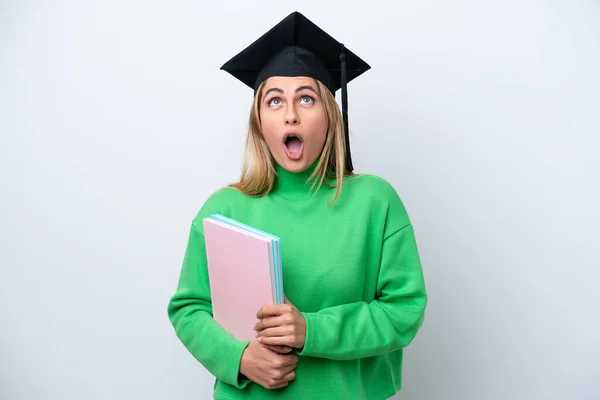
<box><xmin>167</xmin><ymin>160</ymin><xmax>427</xmax><ymax>399</ymax></box>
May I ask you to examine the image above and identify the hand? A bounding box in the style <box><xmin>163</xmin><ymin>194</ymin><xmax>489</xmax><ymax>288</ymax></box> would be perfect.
<box><xmin>240</xmin><ymin>340</ymin><xmax>298</xmax><ymax>390</ymax></box>
<box><xmin>255</xmin><ymin>296</ymin><xmax>306</xmax><ymax>349</ymax></box>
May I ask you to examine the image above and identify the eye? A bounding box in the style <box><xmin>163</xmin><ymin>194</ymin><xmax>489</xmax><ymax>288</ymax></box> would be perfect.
<box><xmin>268</xmin><ymin>97</ymin><xmax>282</xmax><ymax>107</ymax></box>
<box><xmin>299</xmin><ymin>96</ymin><xmax>314</xmax><ymax>105</ymax></box>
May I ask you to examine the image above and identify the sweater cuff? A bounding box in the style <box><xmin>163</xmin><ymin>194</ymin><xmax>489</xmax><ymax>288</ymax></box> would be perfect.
<box><xmin>297</xmin><ymin>312</ymin><xmax>316</xmax><ymax>357</ymax></box>
<box><xmin>225</xmin><ymin>340</ymin><xmax>252</xmax><ymax>388</ymax></box>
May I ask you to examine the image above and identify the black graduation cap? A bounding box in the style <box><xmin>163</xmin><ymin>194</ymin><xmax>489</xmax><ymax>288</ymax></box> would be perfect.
<box><xmin>220</xmin><ymin>11</ymin><xmax>371</xmax><ymax>173</ymax></box>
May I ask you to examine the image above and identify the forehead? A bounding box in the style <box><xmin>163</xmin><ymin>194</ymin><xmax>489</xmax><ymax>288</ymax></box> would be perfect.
<box><xmin>262</xmin><ymin>76</ymin><xmax>317</xmax><ymax>92</ymax></box>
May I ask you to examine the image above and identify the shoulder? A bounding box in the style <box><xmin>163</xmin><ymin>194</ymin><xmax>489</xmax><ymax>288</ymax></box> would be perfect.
<box><xmin>190</xmin><ymin>186</ymin><xmax>248</xmax><ymax>229</ymax></box>
<box><xmin>344</xmin><ymin>173</ymin><xmax>403</xmax><ymax>203</ymax></box>
<box><xmin>344</xmin><ymin>173</ymin><xmax>412</xmax><ymax>234</ymax></box>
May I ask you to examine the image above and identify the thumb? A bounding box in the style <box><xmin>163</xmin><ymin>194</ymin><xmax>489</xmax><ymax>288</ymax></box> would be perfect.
<box><xmin>284</xmin><ymin>296</ymin><xmax>291</xmax><ymax>305</ymax></box>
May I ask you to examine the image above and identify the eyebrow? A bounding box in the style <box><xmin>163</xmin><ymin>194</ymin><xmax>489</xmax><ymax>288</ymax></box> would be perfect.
<box><xmin>263</xmin><ymin>85</ymin><xmax>318</xmax><ymax>97</ymax></box>
<box><xmin>295</xmin><ymin>85</ymin><xmax>318</xmax><ymax>95</ymax></box>
<box><xmin>264</xmin><ymin>88</ymin><xmax>283</xmax><ymax>97</ymax></box>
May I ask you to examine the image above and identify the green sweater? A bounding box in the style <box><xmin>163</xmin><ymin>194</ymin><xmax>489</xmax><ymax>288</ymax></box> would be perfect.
<box><xmin>167</xmin><ymin>161</ymin><xmax>427</xmax><ymax>399</ymax></box>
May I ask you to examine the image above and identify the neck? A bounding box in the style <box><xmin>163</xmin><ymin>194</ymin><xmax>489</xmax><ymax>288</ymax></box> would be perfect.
<box><xmin>272</xmin><ymin>158</ymin><xmax>325</xmax><ymax>200</ymax></box>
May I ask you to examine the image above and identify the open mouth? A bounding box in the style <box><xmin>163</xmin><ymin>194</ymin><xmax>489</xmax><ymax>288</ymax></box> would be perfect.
<box><xmin>284</xmin><ymin>133</ymin><xmax>304</xmax><ymax>160</ymax></box>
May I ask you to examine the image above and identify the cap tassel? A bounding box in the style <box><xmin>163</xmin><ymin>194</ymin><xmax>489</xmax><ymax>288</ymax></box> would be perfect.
<box><xmin>340</xmin><ymin>44</ymin><xmax>352</xmax><ymax>173</ymax></box>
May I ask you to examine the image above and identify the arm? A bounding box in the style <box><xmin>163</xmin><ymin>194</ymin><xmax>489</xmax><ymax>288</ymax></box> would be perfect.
<box><xmin>297</xmin><ymin>223</ymin><xmax>427</xmax><ymax>360</ymax></box>
<box><xmin>167</xmin><ymin>222</ymin><xmax>251</xmax><ymax>388</ymax></box>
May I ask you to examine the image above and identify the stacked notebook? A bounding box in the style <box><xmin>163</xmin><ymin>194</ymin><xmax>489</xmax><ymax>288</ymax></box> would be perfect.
<box><xmin>202</xmin><ymin>213</ymin><xmax>284</xmax><ymax>341</ymax></box>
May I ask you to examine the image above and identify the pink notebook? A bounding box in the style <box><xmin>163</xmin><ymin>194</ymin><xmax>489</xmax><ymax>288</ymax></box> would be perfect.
<box><xmin>203</xmin><ymin>216</ymin><xmax>279</xmax><ymax>342</ymax></box>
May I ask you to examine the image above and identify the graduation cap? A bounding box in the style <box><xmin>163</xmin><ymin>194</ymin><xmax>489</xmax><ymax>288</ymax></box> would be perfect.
<box><xmin>220</xmin><ymin>11</ymin><xmax>371</xmax><ymax>173</ymax></box>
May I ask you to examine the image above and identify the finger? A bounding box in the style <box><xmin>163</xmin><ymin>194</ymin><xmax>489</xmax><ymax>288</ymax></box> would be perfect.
<box><xmin>261</xmin><ymin>344</ymin><xmax>292</xmax><ymax>353</ymax></box>
<box><xmin>256</xmin><ymin>304</ymin><xmax>278</xmax><ymax>319</ymax></box>
<box><xmin>258</xmin><ymin>326</ymin><xmax>292</xmax><ymax>338</ymax></box>
<box><xmin>280</xmin><ymin>353</ymin><xmax>299</xmax><ymax>366</ymax></box>
<box><xmin>275</xmin><ymin>363</ymin><xmax>297</xmax><ymax>379</ymax></box>
<box><xmin>254</xmin><ymin>316</ymin><xmax>287</xmax><ymax>332</ymax></box>
<box><xmin>284</xmin><ymin>296</ymin><xmax>291</xmax><ymax>305</ymax></box>
<box><xmin>282</xmin><ymin>370</ymin><xmax>296</xmax><ymax>382</ymax></box>
<box><xmin>259</xmin><ymin>335</ymin><xmax>293</xmax><ymax>348</ymax></box>
<box><xmin>273</xmin><ymin>355</ymin><xmax>298</xmax><ymax>369</ymax></box>
<box><xmin>269</xmin><ymin>380</ymin><xmax>290</xmax><ymax>390</ymax></box>
<box><xmin>260</xmin><ymin>342</ymin><xmax>291</xmax><ymax>353</ymax></box>
<box><xmin>257</xmin><ymin>304</ymin><xmax>292</xmax><ymax>319</ymax></box>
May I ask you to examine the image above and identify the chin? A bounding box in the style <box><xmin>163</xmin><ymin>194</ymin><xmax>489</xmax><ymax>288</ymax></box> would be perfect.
<box><xmin>278</xmin><ymin>156</ymin><xmax>311</xmax><ymax>173</ymax></box>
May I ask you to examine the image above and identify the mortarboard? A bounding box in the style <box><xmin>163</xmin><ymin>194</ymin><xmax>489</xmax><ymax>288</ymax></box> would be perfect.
<box><xmin>220</xmin><ymin>11</ymin><xmax>371</xmax><ymax>173</ymax></box>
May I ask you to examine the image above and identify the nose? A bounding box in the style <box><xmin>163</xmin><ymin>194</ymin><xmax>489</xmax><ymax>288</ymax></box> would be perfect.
<box><xmin>284</xmin><ymin>106</ymin><xmax>299</xmax><ymax>125</ymax></box>
<box><xmin>285</xmin><ymin>116</ymin><xmax>299</xmax><ymax>125</ymax></box>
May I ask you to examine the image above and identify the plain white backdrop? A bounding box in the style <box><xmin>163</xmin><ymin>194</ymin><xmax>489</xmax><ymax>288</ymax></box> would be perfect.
<box><xmin>1</xmin><ymin>1</ymin><xmax>599</xmax><ymax>399</ymax></box>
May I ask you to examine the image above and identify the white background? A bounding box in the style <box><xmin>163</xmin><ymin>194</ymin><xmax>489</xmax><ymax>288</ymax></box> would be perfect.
<box><xmin>1</xmin><ymin>1</ymin><xmax>599</xmax><ymax>399</ymax></box>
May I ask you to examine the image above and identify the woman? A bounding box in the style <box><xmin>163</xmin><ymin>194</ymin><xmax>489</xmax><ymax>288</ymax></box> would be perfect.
<box><xmin>167</xmin><ymin>11</ymin><xmax>427</xmax><ymax>400</ymax></box>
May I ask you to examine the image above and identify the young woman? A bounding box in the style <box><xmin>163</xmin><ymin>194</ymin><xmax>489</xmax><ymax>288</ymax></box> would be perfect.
<box><xmin>167</xmin><ymin>11</ymin><xmax>427</xmax><ymax>400</ymax></box>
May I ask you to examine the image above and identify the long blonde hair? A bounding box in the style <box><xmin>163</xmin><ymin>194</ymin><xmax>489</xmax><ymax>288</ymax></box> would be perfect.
<box><xmin>229</xmin><ymin>79</ymin><xmax>353</xmax><ymax>205</ymax></box>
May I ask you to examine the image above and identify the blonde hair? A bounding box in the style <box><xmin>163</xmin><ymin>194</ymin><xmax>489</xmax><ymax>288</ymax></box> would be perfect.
<box><xmin>229</xmin><ymin>78</ymin><xmax>353</xmax><ymax>206</ymax></box>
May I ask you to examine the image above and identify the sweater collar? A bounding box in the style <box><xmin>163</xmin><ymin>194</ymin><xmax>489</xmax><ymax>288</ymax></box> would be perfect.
<box><xmin>271</xmin><ymin>158</ymin><xmax>325</xmax><ymax>200</ymax></box>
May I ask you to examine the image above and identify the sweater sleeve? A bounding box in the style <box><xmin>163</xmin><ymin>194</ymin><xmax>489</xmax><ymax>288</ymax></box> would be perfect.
<box><xmin>297</xmin><ymin>222</ymin><xmax>427</xmax><ymax>360</ymax></box>
<box><xmin>167</xmin><ymin>221</ymin><xmax>251</xmax><ymax>388</ymax></box>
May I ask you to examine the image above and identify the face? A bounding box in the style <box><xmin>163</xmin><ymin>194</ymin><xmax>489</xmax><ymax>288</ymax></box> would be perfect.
<box><xmin>259</xmin><ymin>76</ymin><xmax>327</xmax><ymax>173</ymax></box>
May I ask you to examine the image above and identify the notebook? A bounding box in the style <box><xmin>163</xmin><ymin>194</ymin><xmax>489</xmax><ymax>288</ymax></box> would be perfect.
<box><xmin>202</xmin><ymin>213</ymin><xmax>284</xmax><ymax>341</ymax></box>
